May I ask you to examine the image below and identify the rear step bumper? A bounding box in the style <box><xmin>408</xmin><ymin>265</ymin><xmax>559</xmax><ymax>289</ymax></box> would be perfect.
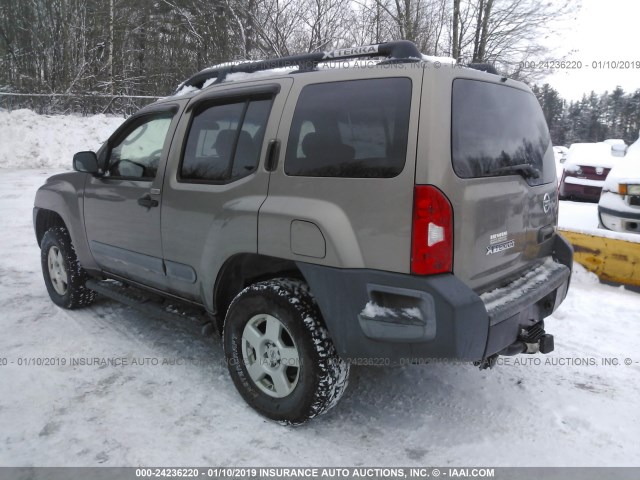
<box><xmin>480</xmin><ymin>257</ymin><xmax>570</xmax><ymax>358</ymax></box>
<box><xmin>297</xmin><ymin>234</ymin><xmax>572</xmax><ymax>364</ymax></box>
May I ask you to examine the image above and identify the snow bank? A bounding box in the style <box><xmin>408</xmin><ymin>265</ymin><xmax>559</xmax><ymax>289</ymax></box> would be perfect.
<box><xmin>0</xmin><ymin>109</ymin><xmax>124</xmax><ymax>170</ymax></box>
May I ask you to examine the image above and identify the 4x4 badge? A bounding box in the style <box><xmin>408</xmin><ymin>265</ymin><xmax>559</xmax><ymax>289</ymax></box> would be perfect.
<box><xmin>543</xmin><ymin>193</ymin><xmax>551</xmax><ymax>214</ymax></box>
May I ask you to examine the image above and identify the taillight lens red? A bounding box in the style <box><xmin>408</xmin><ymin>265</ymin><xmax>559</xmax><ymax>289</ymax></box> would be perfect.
<box><xmin>411</xmin><ymin>185</ymin><xmax>453</xmax><ymax>275</ymax></box>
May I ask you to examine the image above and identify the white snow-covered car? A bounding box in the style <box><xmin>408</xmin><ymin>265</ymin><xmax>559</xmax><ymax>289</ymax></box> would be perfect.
<box><xmin>598</xmin><ymin>149</ymin><xmax>640</xmax><ymax>233</ymax></box>
<box><xmin>559</xmin><ymin>142</ymin><xmax>619</xmax><ymax>202</ymax></box>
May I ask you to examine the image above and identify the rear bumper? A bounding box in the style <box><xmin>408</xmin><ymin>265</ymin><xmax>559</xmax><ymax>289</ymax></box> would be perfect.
<box><xmin>298</xmin><ymin>234</ymin><xmax>572</xmax><ymax>363</ymax></box>
<box><xmin>480</xmin><ymin>257</ymin><xmax>570</xmax><ymax>357</ymax></box>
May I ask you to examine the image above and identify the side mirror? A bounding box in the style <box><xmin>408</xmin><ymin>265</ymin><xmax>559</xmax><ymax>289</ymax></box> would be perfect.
<box><xmin>73</xmin><ymin>151</ymin><xmax>100</xmax><ymax>174</ymax></box>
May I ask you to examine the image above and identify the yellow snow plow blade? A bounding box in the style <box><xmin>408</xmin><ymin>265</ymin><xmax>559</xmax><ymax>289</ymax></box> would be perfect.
<box><xmin>559</xmin><ymin>229</ymin><xmax>640</xmax><ymax>287</ymax></box>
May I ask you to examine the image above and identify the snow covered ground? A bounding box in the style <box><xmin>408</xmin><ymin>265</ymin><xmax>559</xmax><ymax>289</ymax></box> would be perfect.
<box><xmin>1</xmin><ymin>110</ymin><xmax>639</xmax><ymax>467</ymax></box>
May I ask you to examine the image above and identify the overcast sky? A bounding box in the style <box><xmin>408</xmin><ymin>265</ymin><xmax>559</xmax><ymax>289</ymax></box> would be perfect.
<box><xmin>544</xmin><ymin>0</ymin><xmax>639</xmax><ymax>100</ymax></box>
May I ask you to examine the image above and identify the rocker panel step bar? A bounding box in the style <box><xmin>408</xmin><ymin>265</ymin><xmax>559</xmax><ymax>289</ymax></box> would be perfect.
<box><xmin>85</xmin><ymin>279</ymin><xmax>215</xmax><ymax>336</ymax></box>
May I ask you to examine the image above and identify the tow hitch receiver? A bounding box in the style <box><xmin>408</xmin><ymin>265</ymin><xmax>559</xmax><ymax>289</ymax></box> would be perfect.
<box><xmin>477</xmin><ymin>323</ymin><xmax>554</xmax><ymax>370</ymax></box>
<box><xmin>538</xmin><ymin>334</ymin><xmax>554</xmax><ymax>354</ymax></box>
<box><xmin>500</xmin><ymin>322</ymin><xmax>555</xmax><ymax>356</ymax></box>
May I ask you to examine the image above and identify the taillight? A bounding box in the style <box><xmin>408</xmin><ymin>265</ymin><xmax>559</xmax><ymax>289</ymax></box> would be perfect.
<box><xmin>411</xmin><ymin>185</ymin><xmax>453</xmax><ymax>275</ymax></box>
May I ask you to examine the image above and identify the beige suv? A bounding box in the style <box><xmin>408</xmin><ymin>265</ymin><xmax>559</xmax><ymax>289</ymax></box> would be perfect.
<box><xmin>34</xmin><ymin>40</ymin><xmax>572</xmax><ymax>424</ymax></box>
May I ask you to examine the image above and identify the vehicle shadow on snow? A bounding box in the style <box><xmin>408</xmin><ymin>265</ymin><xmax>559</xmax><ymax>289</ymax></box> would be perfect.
<box><xmin>84</xmin><ymin>297</ymin><xmax>224</xmax><ymax>370</ymax></box>
<box><xmin>325</xmin><ymin>363</ymin><xmax>489</xmax><ymax>427</ymax></box>
<box><xmin>83</xmin><ymin>296</ymin><xmax>487</xmax><ymax>422</ymax></box>
<box><xmin>80</xmin><ymin>296</ymin><xmax>567</xmax><ymax>438</ymax></box>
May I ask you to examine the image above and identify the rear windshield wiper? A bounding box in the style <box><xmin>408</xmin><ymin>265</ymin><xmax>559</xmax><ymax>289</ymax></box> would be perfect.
<box><xmin>493</xmin><ymin>163</ymin><xmax>540</xmax><ymax>179</ymax></box>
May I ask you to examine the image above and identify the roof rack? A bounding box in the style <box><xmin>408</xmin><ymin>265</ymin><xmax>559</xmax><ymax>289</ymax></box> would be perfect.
<box><xmin>467</xmin><ymin>63</ymin><xmax>498</xmax><ymax>75</ymax></box>
<box><xmin>176</xmin><ymin>40</ymin><xmax>422</xmax><ymax>93</ymax></box>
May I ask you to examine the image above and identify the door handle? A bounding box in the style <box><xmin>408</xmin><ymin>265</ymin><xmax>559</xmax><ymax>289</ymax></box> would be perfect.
<box><xmin>137</xmin><ymin>193</ymin><xmax>159</xmax><ymax>208</ymax></box>
<box><xmin>265</xmin><ymin>139</ymin><xmax>280</xmax><ymax>172</ymax></box>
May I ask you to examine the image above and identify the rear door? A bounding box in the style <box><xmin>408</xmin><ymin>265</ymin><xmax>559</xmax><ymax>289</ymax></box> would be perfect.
<box><xmin>159</xmin><ymin>80</ymin><xmax>292</xmax><ymax>302</ymax></box>
<box><xmin>417</xmin><ymin>73</ymin><xmax>557</xmax><ymax>292</ymax></box>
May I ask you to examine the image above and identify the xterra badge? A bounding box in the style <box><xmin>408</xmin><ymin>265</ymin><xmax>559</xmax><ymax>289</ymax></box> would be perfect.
<box><xmin>486</xmin><ymin>231</ymin><xmax>515</xmax><ymax>255</ymax></box>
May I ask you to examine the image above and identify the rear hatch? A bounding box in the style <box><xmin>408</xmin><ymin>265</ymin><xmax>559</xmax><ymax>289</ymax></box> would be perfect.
<box><xmin>417</xmin><ymin>71</ymin><xmax>558</xmax><ymax>293</ymax></box>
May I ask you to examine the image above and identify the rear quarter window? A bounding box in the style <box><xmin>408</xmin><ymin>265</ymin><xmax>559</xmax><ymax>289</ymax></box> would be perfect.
<box><xmin>285</xmin><ymin>78</ymin><xmax>412</xmax><ymax>178</ymax></box>
<box><xmin>451</xmin><ymin>79</ymin><xmax>554</xmax><ymax>186</ymax></box>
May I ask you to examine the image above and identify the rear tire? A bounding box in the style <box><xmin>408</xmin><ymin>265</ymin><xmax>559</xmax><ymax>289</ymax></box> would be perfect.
<box><xmin>223</xmin><ymin>278</ymin><xmax>349</xmax><ymax>424</ymax></box>
<box><xmin>40</xmin><ymin>227</ymin><xmax>96</xmax><ymax>309</ymax></box>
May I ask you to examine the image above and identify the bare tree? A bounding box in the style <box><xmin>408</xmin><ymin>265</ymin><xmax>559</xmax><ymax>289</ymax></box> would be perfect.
<box><xmin>304</xmin><ymin>0</ymin><xmax>352</xmax><ymax>52</ymax></box>
<box><xmin>108</xmin><ymin>0</ymin><xmax>115</xmax><ymax>94</ymax></box>
<box><xmin>452</xmin><ymin>0</ymin><xmax>460</xmax><ymax>59</ymax></box>
<box><xmin>0</xmin><ymin>0</ymin><xmax>579</xmax><ymax>110</ymax></box>
<box><xmin>451</xmin><ymin>0</ymin><xmax>577</xmax><ymax>79</ymax></box>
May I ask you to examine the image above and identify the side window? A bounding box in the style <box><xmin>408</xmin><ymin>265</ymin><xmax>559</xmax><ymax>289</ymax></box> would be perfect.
<box><xmin>106</xmin><ymin>112</ymin><xmax>174</xmax><ymax>179</ymax></box>
<box><xmin>284</xmin><ymin>78</ymin><xmax>412</xmax><ymax>178</ymax></box>
<box><xmin>180</xmin><ymin>97</ymin><xmax>272</xmax><ymax>182</ymax></box>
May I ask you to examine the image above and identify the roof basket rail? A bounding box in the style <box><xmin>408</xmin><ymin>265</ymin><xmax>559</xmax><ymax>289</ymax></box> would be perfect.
<box><xmin>176</xmin><ymin>40</ymin><xmax>422</xmax><ymax>93</ymax></box>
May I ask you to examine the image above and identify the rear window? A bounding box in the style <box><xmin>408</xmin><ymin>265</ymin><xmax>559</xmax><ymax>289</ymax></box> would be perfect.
<box><xmin>285</xmin><ymin>78</ymin><xmax>412</xmax><ymax>178</ymax></box>
<box><xmin>452</xmin><ymin>79</ymin><xmax>553</xmax><ymax>186</ymax></box>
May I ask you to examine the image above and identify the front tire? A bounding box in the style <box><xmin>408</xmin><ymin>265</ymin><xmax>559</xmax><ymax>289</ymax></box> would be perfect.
<box><xmin>223</xmin><ymin>279</ymin><xmax>349</xmax><ymax>424</ymax></box>
<box><xmin>40</xmin><ymin>227</ymin><xmax>96</xmax><ymax>309</ymax></box>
